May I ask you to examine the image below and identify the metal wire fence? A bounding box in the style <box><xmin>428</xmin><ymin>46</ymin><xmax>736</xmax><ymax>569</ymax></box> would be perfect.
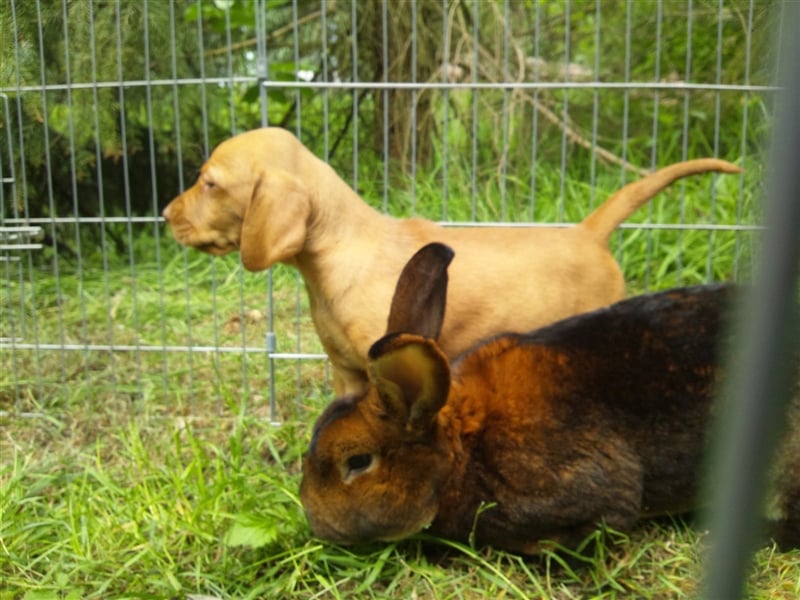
<box><xmin>0</xmin><ymin>0</ymin><xmax>782</xmax><ymax>423</ymax></box>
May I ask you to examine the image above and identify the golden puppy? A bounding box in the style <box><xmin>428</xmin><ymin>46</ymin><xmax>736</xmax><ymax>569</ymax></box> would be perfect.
<box><xmin>162</xmin><ymin>127</ymin><xmax>740</xmax><ymax>395</ymax></box>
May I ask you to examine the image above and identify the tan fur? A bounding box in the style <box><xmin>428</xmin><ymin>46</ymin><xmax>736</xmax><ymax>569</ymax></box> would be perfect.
<box><xmin>162</xmin><ymin>127</ymin><xmax>741</xmax><ymax>395</ymax></box>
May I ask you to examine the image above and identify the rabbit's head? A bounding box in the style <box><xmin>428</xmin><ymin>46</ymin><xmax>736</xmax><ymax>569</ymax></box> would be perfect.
<box><xmin>300</xmin><ymin>243</ymin><xmax>456</xmax><ymax>543</ymax></box>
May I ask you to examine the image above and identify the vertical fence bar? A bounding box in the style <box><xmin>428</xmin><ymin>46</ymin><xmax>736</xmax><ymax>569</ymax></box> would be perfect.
<box><xmin>470</xmin><ymin>0</ymin><xmax>479</xmax><ymax>221</ymax></box>
<box><xmin>557</xmin><ymin>0</ymin><xmax>571</xmax><ymax>223</ymax></box>
<box><xmin>219</xmin><ymin>3</ymin><xmax>250</xmax><ymax>408</ymax></box>
<box><xmin>142</xmin><ymin>0</ymin><xmax>170</xmax><ymax>398</ymax></box>
<box><xmin>254</xmin><ymin>0</ymin><xmax>279</xmax><ymax>423</ymax></box>
<box><xmin>87</xmin><ymin>0</ymin><xmax>118</xmax><ymax>399</ymax></box>
<box><xmin>60</xmin><ymin>0</ymin><xmax>91</xmax><ymax>390</ymax></box>
<box><xmin>615</xmin><ymin>0</ymin><xmax>633</xmax><ymax>266</ymax></box>
<box><xmin>260</xmin><ymin>0</ymin><xmax>274</xmax><ymax>421</ymax></box>
<box><xmin>114</xmin><ymin>0</ymin><xmax>144</xmax><ymax>400</ymax></box>
<box><xmin>410</xmin><ymin>0</ymin><xmax>418</xmax><ymax>215</ymax></box>
<box><xmin>35</xmin><ymin>0</ymin><xmax>69</xmax><ymax>401</ymax></box>
<box><xmin>440</xmin><ymin>0</ymin><xmax>448</xmax><ymax>220</ymax></box>
<box><xmin>12</xmin><ymin>0</ymin><xmax>44</xmax><ymax>406</ymax></box>
<box><xmin>0</xmin><ymin>93</ymin><xmax>23</xmax><ymax>408</ymax></box>
<box><xmin>588</xmin><ymin>1</ymin><xmax>600</xmax><ymax>212</ymax></box>
<box><xmin>381</xmin><ymin>0</ymin><xmax>389</xmax><ymax>214</ymax></box>
<box><xmin>500</xmin><ymin>0</ymin><xmax>510</xmax><ymax>220</ymax></box>
<box><xmin>179</xmin><ymin>0</ymin><xmax>203</xmax><ymax>409</ymax></box>
<box><xmin>644</xmin><ymin>0</ymin><xmax>664</xmax><ymax>290</ymax></box>
<box><xmin>620</xmin><ymin>0</ymin><xmax>631</xmax><ymax>181</ymax></box>
<box><xmin>321</xmin><ymin>0</ymin><xmax>330</xmax><ymax>159</ymax></box>
<box><xmin>350</xmin><ymin>0</ymin><xmax>359</xmax><ymax>192</ymax></box>
<box><xmin>734</xmin><ymin>0</ymin><xmax>754</xmax><ymax>281</ymax></box>
<box><xmin>168</xmin><ymin>0</ymin><xmax>187</xmax><ymax>407</ymax></box>
<box><xmin>677</xmin><ymin>0</ymin><xmax>695</xmax><ymax>285</ymax></box>
<box><xmin>528</xmin><ymin>0</ymin><xmax>540</xmax><ymax>221</ymax></box>
<box><xmin>704</xmin><ymin>0</ymin><xmax>725</xmax><ymax>283</ymax></box>
<box><xmin>702</xmin><ymin>6</ymin><xmax>800</xmax><ymax>595</ymax></box>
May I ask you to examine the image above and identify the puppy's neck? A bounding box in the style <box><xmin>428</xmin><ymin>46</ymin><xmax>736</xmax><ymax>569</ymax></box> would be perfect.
<box><xmin>295</xmin><ymin>154</ymin><xmax>399</xmax><ymax>261</ymax></box>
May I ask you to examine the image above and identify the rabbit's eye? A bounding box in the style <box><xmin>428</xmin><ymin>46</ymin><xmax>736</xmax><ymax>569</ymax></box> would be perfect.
<box><xmin>346</xmin><ymin>453</ymin><xmax>373</xmax><ymax>474</ymax></box>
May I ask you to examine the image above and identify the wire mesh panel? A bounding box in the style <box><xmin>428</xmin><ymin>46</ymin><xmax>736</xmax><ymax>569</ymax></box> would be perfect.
<box><xmin>0</xmin><ymin>0</ymin><xmax>780</xmax><ymax>424</ymax></box>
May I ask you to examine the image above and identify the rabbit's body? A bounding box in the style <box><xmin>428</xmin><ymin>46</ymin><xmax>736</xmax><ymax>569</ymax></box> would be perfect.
<box><xmin>430</xmin><ymin>287</ymin><xmax>729</xmax><ymax>553</ymax></box>
<box><xmin>300</xmin><ymin>244</ymin><xmax>800</xmax><ymax>554</ymax></box>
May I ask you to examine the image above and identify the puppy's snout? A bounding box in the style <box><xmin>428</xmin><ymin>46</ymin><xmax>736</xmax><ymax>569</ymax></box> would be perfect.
<box><xmin>162</xmin><ymin>203</ymin><xmax>174</xmax><ymax>222</ymax></box>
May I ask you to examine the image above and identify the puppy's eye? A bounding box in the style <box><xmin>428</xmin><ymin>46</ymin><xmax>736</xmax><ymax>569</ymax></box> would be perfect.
<box><xmin>346</xmin><ymin>453</ymin><xmax>373</xmax><ymax>474</ymax></box>
<box><xmin>203</xmin><ymin>179</ymin><xmax>216</xmax><ymax>190</ymax></box>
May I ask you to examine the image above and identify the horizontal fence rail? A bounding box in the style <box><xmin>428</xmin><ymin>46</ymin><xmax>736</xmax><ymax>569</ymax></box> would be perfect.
<box><xmin>0</xmin><ymin>79</ymin><xmax>783</xmax><ymax>94</ymax></box>
<box><xmin>0</xmin><ymin>216</ymin><xmax>766</xmax><ymax>231</ymax></box>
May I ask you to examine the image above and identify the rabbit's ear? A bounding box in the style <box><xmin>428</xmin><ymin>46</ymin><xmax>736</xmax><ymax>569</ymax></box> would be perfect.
<box><xmin>240</xmin><ymin>170</ymin><xmax>310</xmax><ymax>271</ymax></box>
<box><xmin>367</xmin><ymin>334</ymin><xmax>451</xmax><ymax>436</ymax></box>
<box><xmin>386</xmin><ymin>243</ymin><xmax>455</xmax><ymax>339</ymax></box>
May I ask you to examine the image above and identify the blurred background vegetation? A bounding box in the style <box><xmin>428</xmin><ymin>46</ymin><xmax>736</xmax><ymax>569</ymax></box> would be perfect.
<box><xmin>1</xmin><ymin>0</ymin><xmax>776</xmax><ymax>235</ymax></box>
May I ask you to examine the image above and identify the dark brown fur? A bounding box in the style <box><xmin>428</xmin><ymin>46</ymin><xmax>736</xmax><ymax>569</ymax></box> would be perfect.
<box><xmin>300</xmin><ymin>243</ymin><xmax>800</xmax><ymax>554</ymax></box>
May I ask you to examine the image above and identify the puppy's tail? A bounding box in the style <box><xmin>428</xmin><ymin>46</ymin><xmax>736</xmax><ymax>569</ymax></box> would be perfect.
<box><xmin>578</xmin><ymin>158</ymin><xmax>742</xmax><ymax>243</ymax></box>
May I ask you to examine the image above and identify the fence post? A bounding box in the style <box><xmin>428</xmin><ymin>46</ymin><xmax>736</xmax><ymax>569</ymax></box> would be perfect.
<box><xmin>701</xmin><ymin>4</ymin><xmax>800</xmax><ymax>598</ymax></box>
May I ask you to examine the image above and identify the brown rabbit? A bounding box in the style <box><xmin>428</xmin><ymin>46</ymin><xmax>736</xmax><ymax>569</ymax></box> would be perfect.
<box><xmin>300</xmin><ymin>243</ymin><xmax>800</xmax><ymax>554</ymax></box>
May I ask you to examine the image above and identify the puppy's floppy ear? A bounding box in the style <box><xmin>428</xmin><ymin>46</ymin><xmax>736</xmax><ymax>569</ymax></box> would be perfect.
<box><xmin>386</xmin><ymin>243</ymin><xmax>455</xmax><ymax>339</ymax></box>
<box><xmin>367</xmin><ymin>334</ymin><xmax>450</xmax><ymax>436</ymax></box>
<box><xmin>240</xmin><ymin>170</ymin><xmax>311</xmax><ymax>271</ymax></box>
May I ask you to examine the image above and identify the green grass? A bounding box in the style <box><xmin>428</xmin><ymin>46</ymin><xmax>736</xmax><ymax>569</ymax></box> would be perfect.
<box><xmin>2</xmin><ymin>160</ymin><xmax>798</xmax><ymax>598</ymax></box>
<box><xmin>3</xmin><ymin>415</ymin><xmax>799</xmax><ymax>598</ymax></box>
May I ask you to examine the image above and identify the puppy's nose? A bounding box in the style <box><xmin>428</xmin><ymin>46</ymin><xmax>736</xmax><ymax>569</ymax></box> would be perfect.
<box><xmin>162</xmin><ymin>204</ymin><xmax>173</xmax><ymax>222</ymax></box>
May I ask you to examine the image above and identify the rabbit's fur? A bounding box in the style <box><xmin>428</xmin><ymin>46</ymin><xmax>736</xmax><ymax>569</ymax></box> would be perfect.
<box><xmin>300</xmin><ymin>243</ymin><xmax>800</xmax><ymax>554</ymax></box>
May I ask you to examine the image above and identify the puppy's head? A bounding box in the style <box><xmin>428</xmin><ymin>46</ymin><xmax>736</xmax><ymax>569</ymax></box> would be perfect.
<box><xmin>162</xmin><ymin>128</ymin><xmax>311</xmax><ymax>271</ymax></box>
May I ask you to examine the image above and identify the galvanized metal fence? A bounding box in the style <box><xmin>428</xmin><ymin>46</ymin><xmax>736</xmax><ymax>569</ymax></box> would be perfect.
<box><xmin>0</xmin><ymin>0</ymin><xmax>781</xmax><ymax>424</ymax></box>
